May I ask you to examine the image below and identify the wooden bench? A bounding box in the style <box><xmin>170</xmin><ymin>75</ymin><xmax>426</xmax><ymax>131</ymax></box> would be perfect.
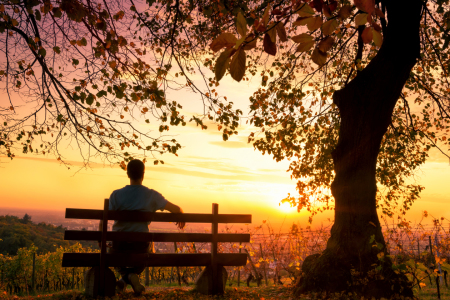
<box><xmin>62</xmin><ymin>199</ymin><xmax>251</xmax><ymax>296</ymax></box>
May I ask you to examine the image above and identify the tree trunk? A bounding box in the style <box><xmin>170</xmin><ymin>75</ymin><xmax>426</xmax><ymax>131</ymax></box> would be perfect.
<box><xmin>295</xmin><ymin>1</ymin><xmax>423</xmax><ymax>298</ymax></box>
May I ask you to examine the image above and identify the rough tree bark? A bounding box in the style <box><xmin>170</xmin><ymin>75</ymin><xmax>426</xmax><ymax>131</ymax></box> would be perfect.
<box><xmin>295</xmin><ymin>1</ymin><xmax>424</xmax><ymax>298</ymax></box>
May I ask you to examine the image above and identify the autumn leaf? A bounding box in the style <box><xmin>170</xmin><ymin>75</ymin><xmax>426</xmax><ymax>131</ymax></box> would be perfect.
<box><xmin>311</xmin><ymin>48</ymin><xmax>327</xmax><ymax>67</ymax></box>
<box><xmin>236</xmin><ymin>12</ymin><xmax>247</xmax><ymax>37</ymax></box>
<box><xmin>292</xmin><ymin>33</ymin><xmax>314</xmax><ymax>44</ymax></box>
<box><xmin>210</xmin><ymin>33</ymin><xmax>237</xmax><ymax>53</ymax></box>
<box><xmin>318</xmin><ymin>36</ymin><xmax>334</xmax><ymax>53</ymax></box>
<box><xmin>276</xmin><ymin>22</ymin><xmax>287</xmax><ymax>42</ymax></box>
<box><xmin>243</xmin><ymin>35</ymin><xmax>257</xmax><ymax>50</ymax></box>
<box><xmin>322</xmin><ymin>19</ymin><xmax>339</xmax><ymax>36</ymax></box>
<box><xmin>267</xmin><ymin>24</ymin><xmax>277</xmax><ymax>43</ymax></box>
<box><xmin>293</xmin><ymin>17</ymin><xmax>313</xmax><ymax>27</ymax></box>
<box><xmin>307</xmin><ymin>17</ymin><xmax>323</xmax><ymax>31</ymax></box>
<box><xmin>297</xmin><ymin>3</ymin><xmax>315</xmax><ymax>17</ymax></box>
<box><xmin>262</xmin><ymin>4</ymin><xmax>271</xmax><ymax>27</ymax></box>
<box><xmin>230</xmin><ymin>48</ymin><xmax>246</xmax><ymax>82</ymax></box>
<box><xmin>355</xmin><ymin>13</ymin><xmax>368</xmax><ymax>27</ymax></box>
<box><xmin>375</xmin><ymin>7</ymin><xmax>385</xmax><ymax>19</ymax></box>
<box><xmin>361</xmin><ymin>27</ymin><xmax>373</xmax><ymax>44</ymax></box>
<box><xmin>296</xmin><ymin>41</ymin><xmax>315</xmax><ymax>52</ymax></box>
<box><xmin>310</xmin><ymin>0</ymin><xmax>323</xmax><ymax>13</ymax></box>
<box><xmin>336</xmin><ymin>5</ymin><xmax>351</xmax><ymax>21</ymax></box>
<box><xmin>263</xmin><ymin>33</ymin><xmax>276</xmax><ymax>56</ymax></box>
<box><xmin>215</xmin><ymin>49</ymin><xmax>232</xmax><ymax>81</ymax></box>
<box><xmin>354</xmin><ymin>0</ymin><xmax>375</xmax><ymax>15</ymax></box>
<box><xmin>329</xmin><ymin>0</ymin><xmax>338</xmax><ymax>12</ymax></box>
<box><xmin>372</xmin><ymin>29</ymin><xmax>383</xmax><ymax>47</ymax></box>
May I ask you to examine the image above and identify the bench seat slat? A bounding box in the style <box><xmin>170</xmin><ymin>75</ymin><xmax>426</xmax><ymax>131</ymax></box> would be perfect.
<box><xmin>62</xmin><ymin>253</ymin><xmax>247</xmax><ymax>267</ymax></box>
<box><xmin>65</xmin><ymin>231</ymin><xmax>250</xmax><ymax>243</ymax></box>
<box><xmin>65</xmin><ymin>209</ymin><xmax>251</xmax><ymax>223</ymax></box>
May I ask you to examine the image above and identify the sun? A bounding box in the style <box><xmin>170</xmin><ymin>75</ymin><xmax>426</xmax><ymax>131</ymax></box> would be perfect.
<box><xmin>278</xmin><ymin>201</ymin><xmax>297</xmax><ymax>214</ymax></box>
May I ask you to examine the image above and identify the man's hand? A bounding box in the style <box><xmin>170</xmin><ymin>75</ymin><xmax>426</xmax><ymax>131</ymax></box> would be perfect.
<box><xmin>164</xmin><ymin>201</ymin><xmax>185</xmax><ymax>230</ymax></box>
<box><xmin>176</xmin><ymin>221</ymin><xmax>185</xmax><ymax>230</ymax></box>
<box><xmin>98</xmin><ymin>241</ymin><xmax>113</xmax><ymax>249</ymax></box>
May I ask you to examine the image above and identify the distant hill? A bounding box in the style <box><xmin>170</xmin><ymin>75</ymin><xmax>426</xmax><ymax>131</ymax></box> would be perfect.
<box><xmin>0</xmin><ymin>214</ymin><xmax>95</xmax><ymax>255</ymax></box>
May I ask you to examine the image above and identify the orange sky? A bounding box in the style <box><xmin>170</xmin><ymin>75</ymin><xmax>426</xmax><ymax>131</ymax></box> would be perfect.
<box><xmin>1</xmin><ymin>68</ymin><xmax>450</xmax><ymax>231</ymax></box>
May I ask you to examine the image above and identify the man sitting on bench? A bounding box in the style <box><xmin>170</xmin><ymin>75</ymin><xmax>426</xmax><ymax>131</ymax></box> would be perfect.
<box><xmin>100</xmin><ymin>159</ymin><xmax>185</xmax><ymax>295</ymax></box>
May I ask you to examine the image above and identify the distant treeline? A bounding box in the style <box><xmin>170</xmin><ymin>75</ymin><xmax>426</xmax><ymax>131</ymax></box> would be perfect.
<box><xmin>0</xmin><ymin>214</ymin><xmax>95</xmax><ymax>255</ymax></box>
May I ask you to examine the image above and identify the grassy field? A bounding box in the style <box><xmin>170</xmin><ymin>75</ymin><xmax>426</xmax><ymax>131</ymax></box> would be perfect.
<box><xmin>0</xmin><ymin>285</ymin><xmax>293</xmax><ymax>300</ymax></box>
<box><xmin>1</xmin><ymin>284</ymin><xmax>450</xmax><ymax>300</ymax></box>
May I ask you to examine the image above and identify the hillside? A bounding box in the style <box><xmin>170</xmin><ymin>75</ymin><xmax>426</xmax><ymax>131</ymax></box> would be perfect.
<box><xmin>0</xmin><ymin>214</ymin><xmax>95</xmax><ymax>255</ymax></box>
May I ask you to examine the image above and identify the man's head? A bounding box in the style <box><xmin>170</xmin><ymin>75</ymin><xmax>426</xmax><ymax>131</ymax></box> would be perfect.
<box><xmin>127</xmin><ymin>159</ymin><xmax>145</xmax><ymax>181</ymax></box>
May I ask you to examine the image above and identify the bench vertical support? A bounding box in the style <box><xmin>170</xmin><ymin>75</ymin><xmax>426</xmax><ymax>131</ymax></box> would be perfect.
<box><xmin>211</xmin><ymin>203</ymin><xmax>219</xmax><ymax>294</ymax></box>
<box><xmin>98</xmin><ymin>199</ymin><xmax>109</xmax><ymax>296</ymax></box>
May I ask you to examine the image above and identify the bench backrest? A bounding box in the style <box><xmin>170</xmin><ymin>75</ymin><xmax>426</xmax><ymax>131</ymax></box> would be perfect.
<box><xmin>63</xmin><ymin>199</ymin><xmax>251</xmax><ymax>295</ymax></box>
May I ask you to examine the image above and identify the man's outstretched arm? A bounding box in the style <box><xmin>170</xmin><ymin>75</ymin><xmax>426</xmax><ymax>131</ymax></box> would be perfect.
<box><xmin>164</xmin><ymin>201</ymin><xmax>185</xmax><ymax>229</ymax></box>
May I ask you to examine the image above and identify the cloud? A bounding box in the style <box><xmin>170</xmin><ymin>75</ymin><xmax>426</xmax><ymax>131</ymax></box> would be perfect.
<box><xmin>209</xmin><ymin>141</ymin><xmax>251</xmax><ymax>149</ymax></box>
<box><xmin>0</xmin><ymin>155</ymin><xmax>110</xmax><ymax>169</ymax></box>
<box><xmin>147</xmin><ymin>164</ymin><xmax>292</xmax><ymax>184</ymax></box>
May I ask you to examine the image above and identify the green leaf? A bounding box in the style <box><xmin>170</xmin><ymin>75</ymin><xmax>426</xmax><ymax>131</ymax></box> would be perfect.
<box><xmin>96</xmin><ymin>90</ymin><xmax>107</xmax><ymax>98</ymax></box>
<box><xmin>52</xmin><ymin>7</ymin><xmax>62</xmax><ymax>18</ymax></box>
<box><xmin>35</xmin><ymin>10</ymin><xmax>41</xmax><ymax>21</ymax></box>
<box><xmin>86</xmin><ymin>93</ymin><xmax>95</xmax><ymax>105</ymax></box>
<box><xmin>72</xmin><ymin>59</ymin><xmax>79</xmax><ymax>66</ymax></box>
<box><xmin>38</xmin><ymin>48</ymin><xmax>46</xmax><ymax>57</ymax></box>
<box><xmin>79</xmin><ymin>37</ymin><xmax>87</xmax><ymax>46</ymax></box>
<box><xmin>53</xmin><ymin>46</ymin><xmax>61</xmax><ymax>54</ymax></box>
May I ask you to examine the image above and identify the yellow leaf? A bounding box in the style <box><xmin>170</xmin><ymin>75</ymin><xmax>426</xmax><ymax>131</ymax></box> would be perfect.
<box><xmin>236</xmin><ymin>12</ymin><xmax>247</xmax><ymax>37</ymax></box>
<box><xmin>355</xmin><ymin>13</ymin><xmax>368</xmax><ymax>27</ymax></box>
<box><xmin>322</xmin><ymin>19</ymin><xmax>339</xmax><ymax>36</ymax></box>
<box><xmin>307</xmin><ymin>17</ymin><xmax>323</xmax><ymax>31</ymax></box>
<box><xmin>292</xmin><ymin>33</ymin><xmax>314</xmax><ymax>44</ymax></box>
<box><xmin>276</xmin><ymin>22</ymin><xmax>287</xmax><ymax>42</ymax></box>
<box><xmin>262</xmin><ymin>4</ymin><xmax>271</xmax><ymax>26</ymax></box>
<box><xmin>242</xmin><ymin>36</ymin><xmax>257</xmax><ymax>50</ymax></box>
<box><xmin>293</xmin><ymin>17</ymin><xmax>312</xmax><ymax>27</ymax></box>
<box><xmin>229</xmin><ymin>48</ymin><xmax>246</xmax><ymax>82</ymax></box>
<box><xmin>215</xmin><ymin>49</ymin><xmax>232</xmax><ymax>81</ymax></box>
<box><xmin>372</xmin><ymin>29</ymin><xmax>383</xmax><ymax>47</ymax></box>
<box><xmin>109</xmin><ymin>61</ymin><xmax>117</xmax><ymax>68</ymax></box>
<box><xmin>297</xmin><ymin>3</ymin><xmax>315</xmax><ymax>17</ymax></box>
<box><xmin>361</xmin><ymin>27</ymin><xmax>373</xmax><ymax>44</ymax></box>
<box><xmin>11</xmin><ymin>19</ymin><xmax>18</xmax><ymax>27</ymax></box>
<box><xmin>311</xmin><ymin>48</ymin><xmax>327</xmax><ymax>67</ymax></box>
<box><xmin>267</xmin><ymin>23</ymin><xmax>277</xmax><ymax>43</ymax></box>
<box><xmin>210</xmin><ymin>33</ymin><xmax>237</xmax><ymax>53</ymax></box>
<box><xmin>338</xmin><ymin>5</ymin><xmax>353</xmax><ymax>20</ymax></box>
<box><xmin>318</xmin><ymin>37</ymin><xmax>334</xmax><ymax>53</ymax></box>
<box><xmin>296</xmin><ymin>41</ymin><xmax>315</xmax><ymax>52</ymax></box>
<box><xmin>419</xmin><ymin>282</ymin><xmax>426</xmax><ymax>288</ymax></box>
